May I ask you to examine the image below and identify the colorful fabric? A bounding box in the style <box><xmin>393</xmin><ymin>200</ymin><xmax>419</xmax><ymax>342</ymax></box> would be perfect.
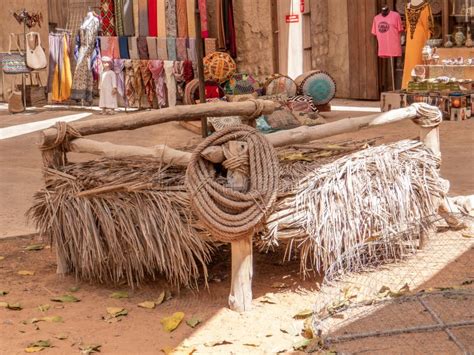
<box><xmin>148</xmin><ymin>0</ymin><xmax>158</xmax><ymax>36</ymax></box>
<box><xmin>71</xmin><ymin>16</ymin><xmax>100</xmax><ymax>102</ymax></box>
<box><xmin>157</xmin><ymin>38</ymin><xmax>168</xmax><ymax>60</ymax></box>
<box><xmin>176</xmin><ymin>0</ymin><xmax>188</xmax><ymax>38</ymax></box>
<box><xmin>148</xmin><ymin>60</ymin><xmax>166</xmax><ymax>107</ymax></box>
<box><xmin>128</xmin><ymin>36</ymin><xmax>140</xmax><ymax>59</ymax></box>
<box><xmin>100</xmin><ymin>36</ymin><xmax>120</xmax><ymax>59</ymax></box>
<box><xmin>176</xmin><ymin>38</ymin><xmax>187</xmax><ymax>60</ymax></box>
<box><xmin>48</xmin><ymin>33</ymin><xmax>72</xmax><ymax>102</ymax></box>
<box><xmin>173</xmin><ymin>60</ymin><xmax>185</xmax><ymax>100</ymax></box>
<box><xmin>138</xmin><ymin>0</ymin><xmax>149</xmax><ymax>36</ymax></box>
<box><xmin>183</xmin><ymin>60</ymin><xmax>194</xmax><ymax>83</ymax></box>
<box><xmin>187</xmin><ymin>38</ymin><xmax>196</xmax><ymax>62</ymax></box>
<box><xmin>133</xmin><ymin>0</ymin><xmax>139</xmax><ymax>36</ymax></box>
<box><xmin>119</xmin><ymin>36</ymin><xmax>130</xmax><ymax>59</ymax></box>
<box><xmin>204</xmin><ymin>38</ymin><xmax>217</xmax><ymax>55</ymax></box>
<box><xmin>124</xmin><ymin>59</ymin><xmax>136</xmax><ymax>106</ymax></box>
<box><xmin>115</xmin><ymin>0</ymin><xmax>125</xmax><ymax>36</ymax></box>
<box><xmin>113</xmin><ymin>58</ymin><xmax>126</xmax><ymax>99</ymax></box>
<box><xmin>139</xmin><ymin>60</ymin><xmax>155</xmax><ymax>106</ymax></box>
<box><xmin>186</xmin><ymin>0</ymin><xmax>196</xmax><ymax>37</ymax></box>
<box><xmin>132</xmin><ymin>60</ymin><xmax>144</xmax><ymax>106</ymax></box>
<box><xmin>223</xmin><ymin>0</ymin><xmax>237</xmax><ymax>58</ymax></box>
<box><xmin>137</xmin><ymin>37</ymin><xmax>149</xmax><ymax>59</ymax></box>
<box><xmin>123</xmin><ymin>0</ymin><xmax>135</xmax><ymax>36</ymax></box>
<box><xmin>198</xmin><ymin>0</ymin><xmax>208</xmax><ymax>38</ymax></box>
<box><xmin>371</xmin><ymin>11</ymin><xmax>403</xmax><ymax>58</ymax></box>
<box><xmin>157</xmin><ymin>0</ymin><xmax>167</xmax><ymax>37</ymax></box>
<box><xmin>146</xmin><ymin>37</ymin><xmax>158</xmax><ymax>59</ymax></box>
<box><xmin>100</xmin><ymin>0</ymin><xmax>116</xmax><ymax>36</ymax></box>
<box><xmin>165</xmin><ymin>0</ymin><xmax>177</xmax><ymax>37</ymax></box>
<box><xmin>167</xmin><ymin>37</ymin><xmax>177</xmax><ymax>61</ymax></box>
<box><xmin>164</xmin><ymin>60</ymin><xmax>177</xmax><ymax>107</ymax></box>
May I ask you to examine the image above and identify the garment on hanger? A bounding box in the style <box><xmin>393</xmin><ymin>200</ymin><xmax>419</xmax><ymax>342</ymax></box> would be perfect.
<box><xmin>176</xmin><ymin>0</ymin><xmax>188</xmax><ymax>38</ymax></box>
<box><xmin>148</xmin><ymin>0</ymin><xmax>158</xmax><ymax>36</ymax></box>
<box><xmin>138</xmin><ymin>0</ymin><xmax>149</xmax><ymax>36</ymax></box>
<box><xmin>146</xmin><ymin>37</ymin><xmax>158</xmax><ymax>59</ymax></box>
<box><xmin>128</xmin><ymin>37</ymin><xmax>140</xmax><ymax>59</ymax></box>
<box><xmin>148</xmin><ymin>59</ymin><xmax>166</xmax><ymax>107</ymax></box>
<box><xmin>176</xmin><ymin>38</ymin><xmax>187</xmax><ymax>60</ymax></box>
<box><xmin>402</xmin><ymin>1</ymin><xmax>433</xmax><ymax>88</ymax></box>
<box><xmin>101</xmin><ymin>0</ymin><xmax>116</xmax><ymax>36</ymax></box>
<box><xmin>167</xmin><ymin>37</ymin><xmax>177</xmax><ymax>61</ymax></box>
<box><xmin>48</xmin><ymin>33</ymin><xmax>72</xmax><ymax>102</ymax></box>
<box><xmin>164</xmin><ymin>60</ymin><xmax>176</xmax><ymax>107</ymax></box>
<box><xmin>71</xmin><ymin>14</ymin><xmax>100</xmax><ymax>102</ymax></box>
<box><xmin>157</xmin><ymin>38</ymin><xmax>168</xmax><ymax>60</ymax></box>
<box><xmin>140</xmin><ymin>59</ymin><xmax>155</xmax><ymax>106</ymax></box>
<box><xmin>166</xmin><ymin>0</ymin><xmax>178</xmax><ymax>37</ymax></box>
<box><xmin>123</xmin><ymin>0</ymin><xmax>135</xmax><ymax>36</ymax></box>
<box><xmin>119</xmin><ymin>36</ymin><xmax>131</xmax><ymax>59</ymax></box>
<box><xmin>371</xmin><ymin>10</ymin><xmax>403</xmax><ymax>57</ymax></box>
<box><xmin>100</xmin><ymin>36</ymin><xmax>120</xmax><ymax>59</ymax></box>
<box><xmin>137</xmin><ymin>37</ymin><xmax>149</xmax><ymax>59</ymax></box>
<box><xmin>115</xmin><ymin>0</ymin><xmax>125</xmax><ymax>36</ymax></box>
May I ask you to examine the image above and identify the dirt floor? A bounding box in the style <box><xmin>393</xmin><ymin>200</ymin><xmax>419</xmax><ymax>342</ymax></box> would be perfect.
<box><xmin>0</xmin><ymin>100</ymin><xmax>473</xmax><ymax>354</ymax></box>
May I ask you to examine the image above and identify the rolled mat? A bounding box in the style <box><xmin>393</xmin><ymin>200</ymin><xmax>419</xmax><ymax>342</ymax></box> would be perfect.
<box><xmin>294</xmin><ymin>70</ymin><xmax>337</xmax><ymax>106</ymax></box>
<box><xmin>203</xmin><ymin>51</ymin><xmax>236</xmax><ymax>84</ymax></box>
<box><xmin>264</xmin><ymin>73</ymin><xmax>297</xmax><ymax>96</ymax></box>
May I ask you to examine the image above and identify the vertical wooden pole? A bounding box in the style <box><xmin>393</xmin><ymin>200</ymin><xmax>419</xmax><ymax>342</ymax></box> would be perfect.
<box><xmin>194</xmin><ymin>0</ymin><xmax>208</xmax><ymax>138</ymax></box>
<box><xmin>229</xmin><ymin>236</ymin><xmax>253</xmax><ymax>312</ymax></box>
<box><xmin>419</xmin><ymin>126</ymin><xmax>441</xmax><ymax>158</ymax></box>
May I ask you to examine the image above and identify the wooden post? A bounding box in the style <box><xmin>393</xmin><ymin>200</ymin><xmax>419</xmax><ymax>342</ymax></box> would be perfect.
<box><xmin>419</xmin><ymin>126</ymin><xmax>441</xmax><ymax>158</ymax></box>
<box><xmin>194</xmin><ymin>0</ymin><xmax>208</xmax><ymax>138</ymax></box>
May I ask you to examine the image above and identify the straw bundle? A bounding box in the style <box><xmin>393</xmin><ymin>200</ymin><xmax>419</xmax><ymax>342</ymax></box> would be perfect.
<box><xmin>28</xmin><ymin>139</ymin><xmax>445</xmax><ymax>287</ymax></box>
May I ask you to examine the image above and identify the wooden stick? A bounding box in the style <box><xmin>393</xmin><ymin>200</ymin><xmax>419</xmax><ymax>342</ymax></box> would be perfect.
<box><xmin>40</xmin><ymin>100</ymin><xmax>275</xmax><ymax>148</ymax></box>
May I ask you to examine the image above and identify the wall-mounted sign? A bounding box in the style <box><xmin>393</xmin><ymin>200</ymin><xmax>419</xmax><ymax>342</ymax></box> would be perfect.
<box><xmin>285</xmin><ymin>14</ymin><xmax>299</xmax><ymax>23</ymax></box>
<box><xmin>300</xmin><ymin>0</ymin><xmax>305</xmax><ymax>13</ymax></box>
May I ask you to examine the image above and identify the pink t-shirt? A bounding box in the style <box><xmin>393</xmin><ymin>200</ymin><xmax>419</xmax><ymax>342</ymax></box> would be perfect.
<box><xmin>371</xmin><ymin>11</ymin><xmax>403</xmax><ymax>58</ymax></box>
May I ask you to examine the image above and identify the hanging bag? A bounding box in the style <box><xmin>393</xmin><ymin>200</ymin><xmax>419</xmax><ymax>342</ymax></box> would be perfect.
<box><xmin>1</xmin><ymin>33</ymin><xmax>31</xmax><ymax>74</ymax></box>
<box><xmin>25</xmin><ymin>32</ymin><xmax>47</xmax><ymax>70</ymax></box>
<box><xmin>18</xmin><ymin>72</ymin><xmax>47</xmax><ymax>107</ymax></box>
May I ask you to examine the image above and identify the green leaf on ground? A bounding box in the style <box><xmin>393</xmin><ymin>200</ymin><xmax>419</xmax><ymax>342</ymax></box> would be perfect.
<box><xmin>161</xmin><ymin>312</ymin><xmax>185</xmax><ymax>332</ymax></box>
<box><xmin>38</xmin><ymin>304</ymin><xmax>50</xmax><ymax>312</ymax></box>
<box><xmin>18</xmin><ymin>270</ymin><xmax>35</xmax><ymax>276</ymax></box>
<box><xmin>293</xmin><ymin>309</ymin><xmax>313</xmax><ymax>319</ymax></box>
<box><xmin>79</xmin><ymin>344</ymin><xmax>101</xmax><ymax>354</ymax></box>
<box><xmin>110</xmin><ymin>291</ymin><xmax>128</xmax><ymax>299</ymax></box>
<box><xmin>186</xmin><ymin>317</ymin><xmax>201</xmax><ymax>328</ymax></box>
<box><xmin>137</xmin><ymin>301</ymin><xmax>155</xmax><ymax>309</ymax></box>
<box><xmin>51</xmin><ymin>295</ymin><xmax>80</xmax><ymax>303</ymax></box>
<box><xmin>25</xmin><ymin>244</ymin><xmax>44</xmax><ymax>251</ymax></box>
<box><xmin>0</xmin><ymin>291</ymin><xmax>8</xmax><ymax>296</ymax></box>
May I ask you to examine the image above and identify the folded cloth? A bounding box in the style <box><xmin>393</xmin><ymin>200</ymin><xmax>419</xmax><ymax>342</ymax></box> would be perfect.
<box><xmin>157</xmin><ymin>0</ymin><xmax>167</xmax><ymax>37</ymax></box>
<box><xmin>157</xmin><ymin>37</ymin><xmax>168</xmax><ymax>60</ymax></box>
<box><xmin>165</xmin><ymin>0</ymin><xmax>177</xmax><ymax>37</ymax></box>
<box><xmin>119</xmin><ymin>36</ymin><xmax>130</xmax><ymax>59</ymax></box>
<box><xmin>137</xmin><ymin>37</ymin><xmax>149</xmax><ymax>59</ymax></box>
<box><xmin>138</xmin><ymin>0</ymin><xmax>148</xmax><ymax>36</ymax></box>
<box><xmin>128</xmin><ymin>36</ymin><xmax>140</xmax><ymax>59</ymax></box>
<box><xmin>100</xmin><ymin>36</ymin><xmax>120</xmax><ymax>59</ymax></box>
<box><xmin>146</xmin><ymin>37</ymin><xmax>158</xmax><ymax>59</ymax></box>
<box><xmin>167</xmin><ymin>37</ymin><xmax>177</xmax><ymax>61</ymax></box>
<box><xmin>176</xmin><ymin>38</ymin><xmax>187</xmax><ymax>61</ymax></box>
<box><xmin>148</xmin><ymin>0</ymin><xmax>158</xmax><ymax>36</ymax></box>
<box><xmin>187</xmin><ymin>38</ymin><xmax>196</xmax><ymax>62</ymax></box>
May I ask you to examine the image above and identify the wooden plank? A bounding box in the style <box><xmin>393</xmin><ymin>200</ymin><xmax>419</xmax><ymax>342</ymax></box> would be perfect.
<box><xmin>228</xmin><ymin>236</ymin><xmax>253</xmax><ymax>312</ymax></box>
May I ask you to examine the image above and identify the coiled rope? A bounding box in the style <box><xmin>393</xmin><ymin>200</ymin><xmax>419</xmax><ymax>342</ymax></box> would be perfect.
<box><xmin>186</xmin><ymin>125</ymin><xmax>279</xmax><ymax>242</ymax></box>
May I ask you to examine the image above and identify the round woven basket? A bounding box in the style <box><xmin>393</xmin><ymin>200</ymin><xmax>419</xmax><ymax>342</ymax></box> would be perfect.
<box><xmin>203</xmin><ymin>51</ymin><xmax>237</xmax><ymax>84</ymax></box>
<box><xmin>184</xmin><ymin>79</ymin><xmax>225</xmax><ymax>105</ymax></box>
<box><xmin>223</xmin><ymin>73</ymin><xmax>260</xmax><ymax>95</ymax></box>
<box><xmin>294</xmin><ymin>70</ymin><xmax>336</xmax><ymax>106</ymax></box>
<box><xmin>264</xmin><ymin>73</ymin><xmax>297</xmax><ymax>96</ymax></box>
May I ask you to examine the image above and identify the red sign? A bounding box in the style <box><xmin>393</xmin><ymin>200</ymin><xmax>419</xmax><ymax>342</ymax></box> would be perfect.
<box><xmin>300</xmin><ymin>0</ymin><xmax>305</xmax><ymax>13</ymax></box>
<box><xmin>285</xmin><ymin>14</ymin><xmax>299</xmax><ymax>23</ymax></box>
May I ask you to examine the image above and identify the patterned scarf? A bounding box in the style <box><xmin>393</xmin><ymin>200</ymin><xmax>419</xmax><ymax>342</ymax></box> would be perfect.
<box><xmin>176</xmin><ymin>38</ymin><xmax>187</xmax><ymax>61</ymax></box>
<box><xmin>124</xmin><ymin>60</ymin><xmax>136</xmax><ymax>107</ymax></box>
<box><xmin>173</xmin><ymin>61</ymin><xmax>185</xmax><ymax>100</ymax></box>
<box><xmin>164</xmin><ymin>60</ymin><xmax>177</xmax><ymax>107</ymax></box>
<box><xmin>176</xmin><ymin>0</ymin><xmax>188</xmax><ymax>38</ymax></box>
<box><xmin>115</xmin><ymin>0</ymin><xmax>125</xmax><ymax>36</ymax></box>
<box><xmin>113</xmin><ymin>59</ymin><xmax>125</xmax><ymax>100</ymax></box>
<box><xmin>157</xmin><ymin>38</ymin><xmax>168</xmax><ymax>60</ymax></box>
<box><xmin>198</xmin><ymin>0</ymin><xmax>208</xmax><ymax>38</ymax></box>
<box><xmin>183</xmin><ymin>60</ymin><xmax>194</xmax><ymax>83</ymax></box>
<box><xmin>167</xmin><ymin>37</ymin><xmax>177</xmax><ymax>61</ymax></box>
<box><xmin>140</xmin><ymin>59</ymin><xmax>155</xmax><ymax>107</ymax></box>
<box><xmin>100</xmin><ymin>0</ymin><xmax>116</xmax><ymax>36</ymax></box>
<box><xmin>131</xmin><ymin>60</ymin><xmax>144</xmax><ymax>107</ymax></box>
<box><xmin>165</xmin><ymin>0</ymin><xmax>177</xmax><ymax>37</ymax></box>
<box><xmin>137</xmin><ymin>37</ymin><xmax>149</xmax><ymax>59</ymax></box>
<box><xmin>148</xmin><ymin>60</ymin><xmax>166</xmax><ymax>107</ymax></box>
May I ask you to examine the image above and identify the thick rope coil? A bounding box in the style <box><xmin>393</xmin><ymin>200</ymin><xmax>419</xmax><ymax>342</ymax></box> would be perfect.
<box><xmin>186</xmin><ymin>125</ymin><xmax>279</xmax><ymax>242</ymax></box>
<box><xmin>39</xmin><ymin>122</ymin><xmax>82</xmax><ymax>151</ymax></box>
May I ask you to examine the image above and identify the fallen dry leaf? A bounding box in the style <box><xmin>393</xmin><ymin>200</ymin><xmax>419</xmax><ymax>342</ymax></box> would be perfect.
<box><xmin>161</xmin><ymin>312</ymin><xmax>185</xmax><ymax>332</ymax></box>
<box><xmin>106</xmin><ymin>307</ymin><xmax>128</xmax><ymax>317</ymax></box>
<box><xmin>271</xmin><ymin>282</ymin><xmax>289</xmax><ymax>289</ymax></box>
<box><xmin>0</xmin><ymin>256</ymin><xmax>5</xmax><ymax>261</ymax></box>
<box><xmin>260</xmin><ymin>293</ymin><xmax>278</xmax><ymax>304</ymax></box>
<box><xmin>0</xmin><ymin>291</ymin><xmax>8</xmax><ymax>296</ymax></box>
<box><xmin>42</xmin><ymin>316</ymin><xmax>63</xmax><ymax>323</ymax></box>
<box><xmin>51</xmin><ymin>295</ymin><xmax>80</xmax><ymax>303</ymax></box>
<box><xmin>7</xmin><ymin>303</ymin><xmax>22</xmax><ymax>311</ymax></box>
<box><xmin>110</xmin><ymin>291</ymin><xmax>128</xmax><ymax>299</ymax></box>
<box><xmin>0</xmin><ymin>301</ymin><xmax>8</xmax><ymax>308</ymax></box>
<box><xmin>25</xmin><ymin>340</ymin><xmax>51</xmax><ymax>353</ymax></box>
<box><xmin>293</xmin><ymin>309</ymin><xmax>313</xmax><ymax>320</ymax></box>
<box><xmin>155</xmin><ymin>291</ymin><xmax>166</xmax><ymax>305</ymax></box>
<box><xmin>69</xmin><ymin>286</ymin><xmax>80</xmax><ymax>293</ymax></box>
<box><xmin>293</xmin><ymin>338</ymin><xmax>311</xmax><ymax>350</ymax></box>
<box><xmin>303</xmin><ymin>318</ymin><xmax>314</xmax><ymax>339</ymax></box>
<box><xmin>138</xmin><ymin>301</ymin><xmax>156</xmax><ymax>309</ymax></box>
<box><xmin>79</xmin><ymin>344</ymin><xmax>101</xmax><ymax>354</ymax></box>
<box><xmin>204</xmin><ymin>340</ymin><xmax>233</xmax><ymax>347</ymax></box>
<box><xmin>25</xmin><ymin>244</ymin><xmax>44</xmax><ymax>251</ymax></box>
<box><xmin>18</xmin><ymin>270</ymin><xmax>35</xmax><ymax>276</ymax></box>
<box><xmin>37</xmin><ymin>304</ymin><xmax>50</xmax><ymax>312</ymax></box>
<box><xmin>186</xmin><ymin>317</ymin><xmax>201</xmax><ymax>328</ymax></box>
<box><xmin>54</xmin><ymin>334</ymin><xmax>68</xmax><ymax>340</ymax></box>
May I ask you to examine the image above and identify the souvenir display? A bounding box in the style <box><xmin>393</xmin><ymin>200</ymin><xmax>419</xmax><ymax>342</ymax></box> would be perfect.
<box><xmin>2</xmin><ymin>34</ymin><xmax>31</xmax><ymax>74</ymax></box>
<box><xmin>203</xmin><ymin>51</ymin><xmax>236</xmax><ymax>84</ymax></box>
<box><xmin>264</xmin><ymin>74</ymin><xmax>297</xmax><ymax>96</ymax></box>
<box><xmin>224</xmin><ymin>73</ymin><xmax>259</xmax><ymax>95</ymax></box>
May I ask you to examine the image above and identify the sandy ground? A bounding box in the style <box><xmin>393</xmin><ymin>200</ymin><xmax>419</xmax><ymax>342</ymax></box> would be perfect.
<box><xmin>0</xmin><ymin>100</ymin><xmax>473</xmax><ymax>354</ymax></box>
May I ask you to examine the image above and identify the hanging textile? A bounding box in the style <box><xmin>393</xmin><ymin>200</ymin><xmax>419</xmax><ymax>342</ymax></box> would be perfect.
<box><xmin>119</xmin><ymin>36</ymin><xmax>131</xmax><ymax>59</ymax></box>
<box><xmin>157</xmin><ymin>0</ymin><xmax>167</xmax><ymax>37</ymax></box>
<box><xmin>176</xmin><ymin>0</ymin><xmax>188</xmax><ymax>38</ymax></box>
<box><xmin>71</xmin><ymin>15</ymin><xmax>100</xmax><ymax>102</ymax></box>
<box><xmin>48</xmin><ymin>33</ymin><xmax>72</xmax><ymax>102</ymax></box>
<box><xmin>132</xmin><ymin>60</ymin><xmax>144</xmax><ymax>106</ymax></box>
<box><xmin>148</xmin><ymin>60</ymin><xmax>166</xmax><ymax>107</ymax></box>
<box><xmin>113</xmin><ymin>58</ymin><xmax>126</xmax><ymax>100</ymax></box>
<box><xmin>148</xmin><ymin>0</ymin><xmax>158</xmax><ymax>36</ymax></box>
<box><xmin>164</xmin><ymin>60</ymin><xmax>176</xmax><ymax>107</ymax></box>
<box><xmin>100</xmin><ymin>0</ymin><xmax>116</xmax><ymax>36</ymax></box>
<box><xmin>133</xmin><ymin>0</ymin><xmax>139</xmax><ymax>36</ymax></box>
<box><xmin>140</xmin><ymin>59</ymin><xmax>155</xmax><ymax>106</ymax></box>
<box><xmin>137</xmin><ymin>37</ymin><xmax>149</xmax><ymax>59</ymax></box>
<box><xmin>123</xmin><ymin>0</ymin><xmax>135</xmax><ymax>36</ymax></box>
<box><xmin>165</xmin><ymin>0</ymin><xmax>178</xmax><ymax>37</ymax></box>
<box><xmin>186</xmin><ymin>0</ymin><xmax>196</xmax><ymax>37</ymax></box>
<box><xmin>115</xmin><ymin>0</ymin><xmax>125</xmax><ymax>36</ymax></box>
<box><xmin>146</xmin><ymin>37</ymin><xmax>158</xmax><ymax>59</ymax></box>
<box><xmin>216</xmin><ymin>0</ymin><xmax>225</xmax><ymax>50</ymax></box>
<box><xmin>138</xmin><ymin>0</ymin><xmax>149</xmax><ymax>36</ymax></box>
<box><xmin>167</xmin><ymin>38</ymin><xmax>177</xmax><ymax>61</ymax></box>
<box><xmin>124</xmin><ymin>59</ymin><xmax>136</xmax><ymax>106</ymax></box>
<box><xmin>204</xmin><ymin>38</ymin><xmax>217</xmax><ymax>55</ymax></box>
<box><xmin>173</xmin><ymin>60</ymin><xmax>186</xmax><ymax>101</ymax></box>
<box><xmin>100</xmin><ymin>36</ymin><xmax>120</xmax><ymax>59</ymax></box>
<box><xmin>187</xmin><ymin>38</ymin><xmax>196</xmax><ymax>62</ymax></box>
<box><xmin>183</xmin><ymin>60</ymin><xmax>194</xmax><ymax>83</ymax></box>
<box><xmin>224</xmin><ymin>0</ymin><xmax>237</xmax><ymax>58</ymax></box>
<box><xmin>198</xmin><ymin>0</ymin><xmax>208</xmax><ymax>38</ymax></box>
<box><xmin>157</xmin><ymin>38</ymin><xmax>168</xmax><ymax>60</ymax></box>
<box><xmin>128</xmin><ymin>37</ymin><xmax>140</xmax><ymax>59</ymax></box>
<box><xmin>61</xmin><ymin>35</ymin><xmax>72</xmax><ymax>101</ymax></box>
<box><xmin>176</xmin><ymin>38</ymin><xmax>187</xmax><ymax>60</ymax></box>
<box><xmin>47</xmin><ymin>34</ymin><xmax>60</xmax><ymax>95</ymax></box>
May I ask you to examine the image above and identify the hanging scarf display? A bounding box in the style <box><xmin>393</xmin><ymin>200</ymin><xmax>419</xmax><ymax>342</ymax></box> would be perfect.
<box><xmin>138</xmin><ymin>0</ymin><xmax>149</xmax><ymax>36</ymax></box>
<box><xmin>173</xmin><ymin>60</ymin><xmax>186</xmax><ymax>100</ymax></box>
<box><xmin>100</xmin><ymin>36</ymin><xmax>120</xmax><ymax>59</ymax></box>
<box><xmin>123</xmin><ymin>0</ymin><xmax>135</xmax><ymax>36</ymax></box>
<box><xmin>223</xmin><ymin>0</ymin><xmax>237</xmax><ymax>58</ymax></box>
<box><xmin>187</xmin><ymin>38</ymin><xmax>197</xmax><ymax>62</ymax></box>
<box><xmin>216</xmin><ymin>0</ymin><xmax>225</xmax><ymax>50</ymax></box>
<box><xmin>164</xmin><ymin>60</ymin><xmax>177</xmax><ymax>107</ymax></box>
<box><xmin>133</xmin><ymin>0</ymin><xmax>139</xmax><ymax>36</ymax></box>
<box><xmin>148</xmin><ymin>0</ymin><xmax>158</xmax><ymax>36</ymax></box>
<box><xmin>198</xmin><ymin>0</ymin><xmax>208</xmax><ymax>38</ymax></box>
<box><xmin>183</xmin><ymin>60</ymin><xmax>194</xmax><ymax>83</ymax></box>
<box><xmin>113</xmin><ymin>59</ymin><xmax>126</xmax><ymax>100</ymax></box>
<box><xmin>146</xmin><ymin>37</ymin><xmax>158</xmax><ymax>59</ymax></box>
<box><xmin>186</xmin><ymin>0</ymin><xmax>196</xmax><ymax>37</ymax></box>
<box><xmin>128</xmin><ymin>36</ymin><xmax>140</xmax><ymax>59</ymax></box>
<box><xmin>165</xmin><ymin>0</ymin><xmax>178</xmax><ymax>37</ymax></box>
<box><xmin>140</xmin><ymin>59</ymin><xmax>155</xmax><ymax>106</ymax></box>
<box><xmin>124</xmin><ymin>59</ymin><xmax>136</xmax><ymax>106</ymax></box>
<box><xmin>119</xmin><ymin>36</ymin><xmax>130</xmax><ymax>59</ymax></box>
<box><xmin>176</xmin><ymin>38</ymin><xmax>187</xmax><ymax>61</ymax></box>
<box><xmin>115</xmin><ymin>0</ymin><xmax>125</xmax><ymax>36</ymax></box>
<box><xmin>176</xmin><ymin>0</ymin><xmax>188</xmax><ymax>38</ymax></box>
<box><xmin>137</xmin><ymin>37</ymin><xmax>149</xmax><ymax>59</ymax></box>
<box><xmin>167</xmin><ymin>38</ymin><xmax>177</xmax><ymax>61</ymax></box>
<box><xmin>100</xmin><ymin>0</ymin><xmax>116</xmax><ymax>36</ymax></box>
<box><xmin>148</xmin><ymin>60</ymin><xmax>167</xmax><ymax>107</ymax></box>
<box><xmin>132</xmin><ymin>60</ymin><xmax>144</xmax><ymax>106</ymax></box>
<box><xmin>157</xmin><ymin>0</ymin><xmax>167</xmax><ymax>37</ymax></box>
<box><xmin>157</xmin><ymin>38</ymin><xmax>168</xmax><ymax>60</ymax></box>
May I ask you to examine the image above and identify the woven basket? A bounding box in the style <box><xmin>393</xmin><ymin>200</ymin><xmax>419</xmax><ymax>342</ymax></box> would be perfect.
<box><xmin>263</xmin><ymin>73</ymin><xmax>297</xmax><ymax>96</ymax></box>
<box><xmin>224</xmin><ymin>73</ymin><xmax>260</xmax><ymax>95</ymax></box>
<box><xmin>184</xmin><ymin>79</ymin><xmax>225</xmax><ymax>105</ymax></box>
<box><xmin>294</xmin><ymin>70</ymin><xmax>336</xmax><ymax>106</ymax></box>
<box><xmin>203</xmin><ymin>51</ymin><xmax>236</xmax><ymax>84</ymax></box>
